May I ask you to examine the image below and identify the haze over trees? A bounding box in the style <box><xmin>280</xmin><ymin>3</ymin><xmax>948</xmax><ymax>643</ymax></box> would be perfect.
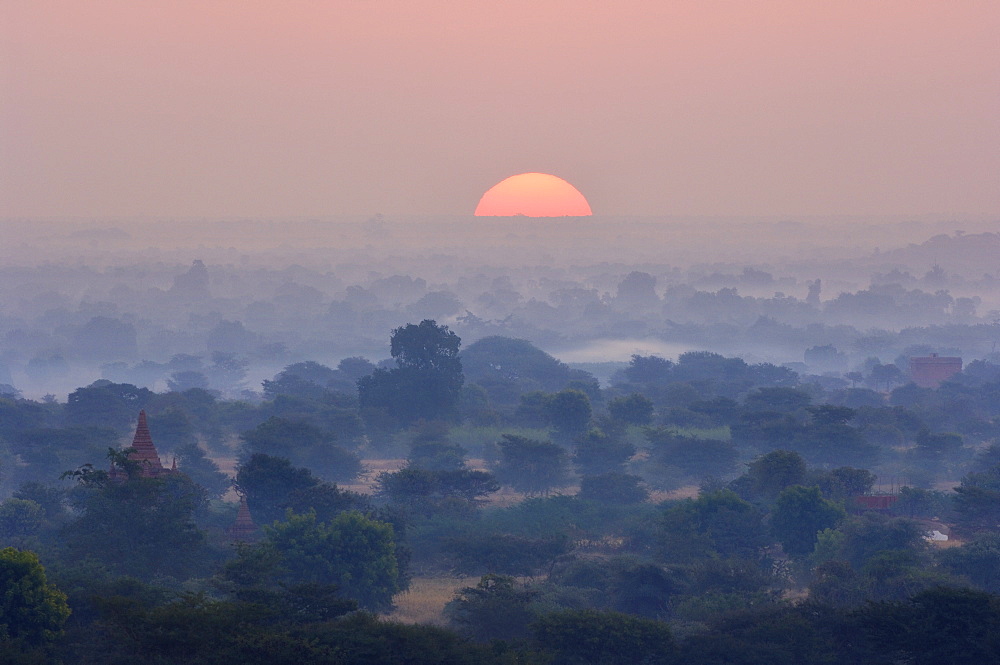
<box><xmin>4</xmin><ymin>222</ymin><xmax>1000</xmax><ymax>661</ymax></box>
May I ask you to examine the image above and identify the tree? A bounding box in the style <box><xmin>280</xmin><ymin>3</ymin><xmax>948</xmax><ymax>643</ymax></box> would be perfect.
<box><xmin>11</xmin><ymin>483</ymin><xmax>65</xmax><ymax>522</ymax></box>
<box><xmin>938</xmin><ymin>533</ymin><xmax>1000</xmax><ymax>592</ymax></box>
<box><xmin>913</xmin><ymin>429</ymin><xmax>964</xmax><ymax>464</ymax></box>
<box><xmin>461</xmin><ymin>336</ymin><xmax>573</xmax><ymax>396</ymax></box>
<box><xmin>265</xmin><ymin>510</ymin><xmax>402</xmax><ymax>611</ymax></box>
<box><xmin>146</xmin><ymin>408</ymin><xmax>198</xmax><ymax>452</ymax></box>
<box><xmin>444</xmin><ymin>532</ymin><xmax>569</xmax><ymax>576</ymax></box>
<box><xmin>61</xmin><ymin>453</ymin><xmax>212</xmax><ymax>579</ymax></box>
<box><xmin>809</xmin><ymin>467</ymin><xmax>876</xmax><ymax>502</ymax></box>
<box><xmin>359</xmin><ymin>320</ymin><xmax>464</xmax><ymax>426</ymax></box>
<box><xmin>545</xmin><ymin>389</ymin><xmax>593</xmax><ymax>443</ymax></box>
<box><xmin>0</xmin><ymin>499</ymin><xmax>45</xmax><ymax>543</ymax></box>
<box><xmin>578</xmin><ymin>473</ymin><xmax>649</xmax><ymax>505</ymax></box>
<box><xmin>264</xmin><ymin>361</ymin><xmax>339</xmax><ymax>399</ymax></box>
<box><xmin>851</xmin><ymin>587</ymin><xmax>1000</xmax><ymax>664</ymax></box>
<box><xmin>615</xmin><ymin>271</ymin><xmax>659</xmax><ymax>308</ymax></box>
<box><xmin>573</xmin><ymin>429</ymin><xmax>636</xmax><ymax>476</ymax></box>
<box><xmin>736</xmin><ymin>450</ymin><xmax>808</xmax><ymax>503</ymax></box>
<box><xmin>532</xmin><ymin>609</ymin><xmax>674</xmax><ymax>665</ymax></box>
<box><xmin>609</xmin><ymin>563</ymin><xmax>681</xmax><ymax>618</ymax></box>
<box><xmin>660</xmin><ymin>489</ymin><xmax>768</xmax><ymax>563</ymax></box>
<box><xmin>892</xmin><ymin>486</ymin><xmax>952</xmax><ymax>519</ymax></box>
<box><xmin>241</xmin><ymin>417</ymin><xmax>362</xmax><ymax>483</ymax></box>
<box><xmin>492</xmin><ymin>434</ymin><xmax>570</xmax><ymax>496</ymax></box>
<box><xmin>869</xmin><ymin>362</ymin><xmax>905</xmax><ymax>391</ymax></box>
<box><xmin>337</xmin><ymin>356</ymin><xmax>377</xmax><ymax>382</ymax></box>
<box><xmin>445</xmin><ymin>574</ymin><xmax>539</xmax><ymax>642</ymax></box>
<box><xmin>794</xmin><ymin>406</ymin><xmax>879</xmax><ymax>469</ymax></box>
<box><xmin>770</xmin><ymin>485</ymin><xmax>846</xmax><ymax>557</ymax></box>
<box><xmin>376</xmin><ymin>466</ymin><xmax>498</xmax><ymax>516</ymax></box>
<box><xmin>391</xmin><ymin>319</ymin><xmax>461</xmax><ymax>371</ymax></box>
<box><xmin>953</xmin><ymin>464</ymin><xmax>1000</xmax><ymax>534</ymax></box>
<box><xmin>607</xmin><ymin>393</ymin><xmax>654</xmax><ymax>426</ymax></box>
<box><xmin>64</xmin><ymin>381</ymin><xmax>154</xmax><ymax>430</ymax></box>
<box><xmin>10</xmin><ymin>425</ymin><xmax>118</xmax><ymax>488</ymax></box>
<box><xmin>175</xmin><ymin>442</ymin><xmax>231</xmax><ymax>499</ymax></box>
<box><xmin>645</xmin><ymin>429</ymin><xmax>739</xmax><ymax>481</ymax></box>
<box><xmin>623</xmin><ymin>355</ymin><xmax>673</xmax><ymax>385</ymax></box>
<box><xmin>828</xmin><ymin>513</ymin><xmax>928</xmax><ymax>570</ymax></box>
<box><xmin>236</xmin><ymin>453</ymin><xmax>366</xmax><ymax>526</ymax></box>
<box><xmin>407</xmin><ymin>421</ymin><xmax>468</xmax><ymax>472</ymax></box>
<box><xmin>0</xmin><ymin>547</ymin><xmax>71</xmax><ymax>645</ymax></box>
<box><xmin>167</xmin><ymin>370</ymin><xmax>210</xmax><ymax>392</ymax></box>
<box><xmin>743</xmin><ymin>386</ymin><xmax>812</xmax><ymax>414</ymax></box>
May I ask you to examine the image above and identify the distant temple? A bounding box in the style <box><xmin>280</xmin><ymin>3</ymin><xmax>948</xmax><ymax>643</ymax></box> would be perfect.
<box><xmin>909</xmin><ymin>354</ymin><xmax>962</xmax><ymax>388</ymax></box>
<box><xmin>227</xmin><ymin>494</ymin><xmax>259</xmax><ymax>543</ymax></box>
<box><xmin>115</xmin><ymin>410</ymin><xmax>256</xmax><ymax>542</ymax></box>
<box><xmin>111</xmin><ymin>410</ymin><xmax>176</xmax><ymax>480</ymax></box>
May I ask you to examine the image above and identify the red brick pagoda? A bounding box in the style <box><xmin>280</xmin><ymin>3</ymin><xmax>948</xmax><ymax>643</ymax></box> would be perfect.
<box><xmin>227</xmin><ymin>493</ymin><xmax>259</xmax><ymax>543</ymax></box>
<box><xmin>111</xmin><ymin>410</ymin><xmax>175</xmax><ymax>479</ymax></box>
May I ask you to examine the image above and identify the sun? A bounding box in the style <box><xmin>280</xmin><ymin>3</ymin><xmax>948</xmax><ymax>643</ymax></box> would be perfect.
<box><xmin>474</xmin><ymin>173</ymin><xmax>592</xmax><ymax>217</ymax></box>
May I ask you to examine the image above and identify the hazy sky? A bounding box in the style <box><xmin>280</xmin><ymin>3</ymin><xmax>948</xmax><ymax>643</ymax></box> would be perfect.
<box><xmin>3</xmin><ymin>1</ymin><xmax>998</xmax><ymax>219</ymax></box>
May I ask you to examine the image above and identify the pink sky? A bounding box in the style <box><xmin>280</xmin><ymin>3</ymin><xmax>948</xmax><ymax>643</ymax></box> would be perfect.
<box><xmin>2</xmin><ymin>1</ymin><xmax>998</xmax><ymax>218</ymax></box>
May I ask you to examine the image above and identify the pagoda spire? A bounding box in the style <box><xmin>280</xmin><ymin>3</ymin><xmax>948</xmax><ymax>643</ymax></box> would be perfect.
<box><xmin>228</xmin><ymin>493</ymin><xmax>259</xmax><ymax>543</ymax></box>
<box><xmin>128</xmin><ymin>410</ymin><xmax>165</xmax><ymax>476</ymax></box>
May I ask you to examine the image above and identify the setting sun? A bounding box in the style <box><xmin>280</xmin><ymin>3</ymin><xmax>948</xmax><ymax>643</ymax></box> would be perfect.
<box><xmin>474</xmin><ymin>173</ymin><xmax>592</xmax><ymax>217</ymax></box>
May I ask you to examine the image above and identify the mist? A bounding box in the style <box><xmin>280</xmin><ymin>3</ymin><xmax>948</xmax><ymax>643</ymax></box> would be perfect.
<box><xmin>3</xmin><ymin>214</ymin><xmax>998</xmax><ymax>399</ymax></box>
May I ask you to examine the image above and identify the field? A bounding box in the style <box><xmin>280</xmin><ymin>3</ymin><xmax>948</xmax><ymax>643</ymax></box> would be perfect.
<box><xmin>385</xmin><ymin>576</ymin><xmax>481</xmax><ymax>624</ymax></box>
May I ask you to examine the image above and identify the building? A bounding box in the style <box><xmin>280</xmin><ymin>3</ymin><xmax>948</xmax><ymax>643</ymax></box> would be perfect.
<box><xmin>110</xmin><ymin>410</ymin><xmax>176</xmax><ymax>480</ymax></box>
<box><xmin>227</xmin><ymin>494</ymin><xmax>259</xmax><ymax>543</ymax></box>
<box><xmin>909</xmin><ymin>354</ymin><xmax>962</xmax><ymax>388</ymax></box>
<box><xmin>116</xmin><ymin>410</ymin><xmax>255</xmax><ymax>543</ymax></box>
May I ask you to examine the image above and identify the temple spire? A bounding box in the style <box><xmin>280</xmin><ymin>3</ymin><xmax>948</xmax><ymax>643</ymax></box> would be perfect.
<box><xmin>228</xmin><ymin>493</ymin><xmax>258</xmax><ymax>543</ymax></box>
<box><xmin>128</xmin><ymin>410</ymin><xmax>165</xmax><ymax>475</ymax></box>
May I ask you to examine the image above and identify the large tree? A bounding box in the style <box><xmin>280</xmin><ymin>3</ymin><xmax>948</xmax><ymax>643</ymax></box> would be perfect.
<box><xmin>264</xmin><ymin>510</ymin><xmax>402</xmax><ymax>611</ymax></box>
<box><xmin>492</xmin><ymin>434</ymin><xmax>570</xmax><ymax>496</ymax></box>
<box><xmin>0</xmin><ymin>547</ymin><xmax>71</xmax><ymax>646</ymax></box>
<box><xmin>359</xmin><ymin>320</ymin><xmax>464</xmax><ymax>426</ymax></box>
<box><xmin>236</xmin><ymin>453</ymin><xmax>366</xmax><ymax>526</ymax></box>
<box><xmin>61</xmin><ymin>454</ymin><xmax>211</xmax><ymax>579</ymax></box>
<box><xmin>240</xmin><ymin>417</ymin><xmax>362</xmax><ymax>483</ymax></box>
<box><xmin>770</xmin><ymin>485</ymin><xmax>846</xmax><ymax>557</ymax></box>
<box><xmin>532</xmin><ymin>609</ymin><xmax>675</xmax><ymax>665</ymax></box>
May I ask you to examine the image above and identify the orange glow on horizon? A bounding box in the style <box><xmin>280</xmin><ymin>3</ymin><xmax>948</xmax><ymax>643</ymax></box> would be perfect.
<box><xmin>474</xmin><ymin>173</ymin><xmax>593</xmax><ymax>217</ymax></box>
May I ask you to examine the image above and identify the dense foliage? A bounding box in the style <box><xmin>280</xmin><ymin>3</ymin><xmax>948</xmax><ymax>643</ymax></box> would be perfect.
<box><xmin>2</xmin><ymin>318</ymin><xmax>1000</xmax><ymax>662</ymax></box>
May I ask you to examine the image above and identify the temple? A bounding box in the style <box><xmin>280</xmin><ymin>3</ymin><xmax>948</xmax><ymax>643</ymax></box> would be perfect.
<box><xmin>116</xmin><ymin>410</ymin><xmax>256</xmax><ymax>542</ymax></box>
<box><xmin>227</xmin><ymin>494</ymin><xmax>259</xmax><ymax>543</ymax></box>
<box><xmin>111</xmin><ymin>410</ymin><xmax>176</xmax><ymax>479</ymax></box>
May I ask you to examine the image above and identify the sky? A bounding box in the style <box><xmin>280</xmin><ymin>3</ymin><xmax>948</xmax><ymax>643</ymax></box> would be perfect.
<box><xmin>2</xmin><ymin>1</ymin><xmax>998</xmax><ymax>219</ymax></box>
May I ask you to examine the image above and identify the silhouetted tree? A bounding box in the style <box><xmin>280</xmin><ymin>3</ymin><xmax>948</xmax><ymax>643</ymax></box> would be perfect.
<box><xmin>358</xmin><ymin>320</ymin><xmax>464</xmax><ymax>426</ymax></box>
<box><xmin>492</xmin><ymin>434</ymin><xmax>570</xmax><ymax>496</ymax></box>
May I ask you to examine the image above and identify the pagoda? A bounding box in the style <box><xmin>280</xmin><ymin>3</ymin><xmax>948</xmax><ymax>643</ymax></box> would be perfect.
<box><xmin>111</xmin><ymin>410</ymin><xmax>175</xmax><ymax>479</ymax></box>
<box><xmin>227</xmin><ymin>493</ymin><xmax>259</xmax><ymax>543</ymax></box>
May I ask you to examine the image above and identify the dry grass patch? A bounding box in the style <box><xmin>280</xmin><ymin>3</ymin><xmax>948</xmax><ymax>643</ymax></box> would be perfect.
<box><xmin>386</xmin><ymin>576</ymin><xmax>480</xmax><ymax>625</ymax></box>
<box><xmin>650</xmin><ymin>485</ymin><xmax>700</xmax><ymax>502</ymax></box>
<box><xmin>339</xmin><ymin>458</ymin><xmax>407</xmax><ymax>495</ymax></box>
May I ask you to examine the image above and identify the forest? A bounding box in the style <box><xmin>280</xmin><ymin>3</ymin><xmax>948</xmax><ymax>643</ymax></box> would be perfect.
<box><xmin>3</xmin><ymin>312</ymin><xmax>1000</xmax><ymax>663</ymax></box>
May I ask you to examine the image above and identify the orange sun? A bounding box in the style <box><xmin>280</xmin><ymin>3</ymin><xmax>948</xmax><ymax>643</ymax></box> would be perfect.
<box><xmin>474</xmin><ymin>172</ymin><xmax>593</xmax><ymax>217</ymax></box>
